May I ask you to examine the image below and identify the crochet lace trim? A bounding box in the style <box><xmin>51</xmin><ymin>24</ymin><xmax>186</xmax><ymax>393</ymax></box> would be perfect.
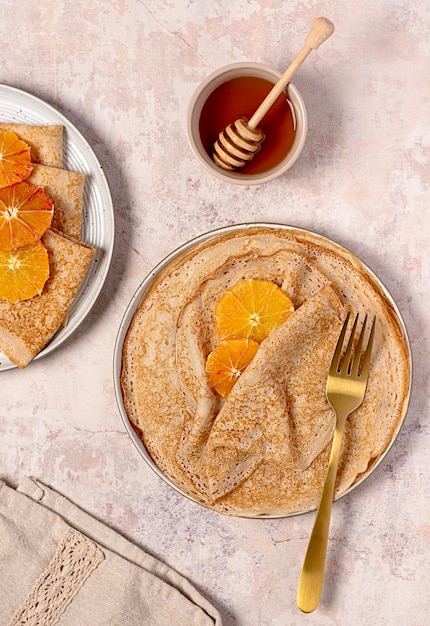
<box><xmin>9</xmin><ymin>527</ymin><xmax>104</xmax><ymax>626</ymax></box>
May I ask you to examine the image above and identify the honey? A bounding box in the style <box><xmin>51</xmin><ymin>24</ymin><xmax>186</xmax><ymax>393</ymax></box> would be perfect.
<box><xmin>199</xmin><ymin>75</ymin><xmax>297</xmax><ymax>175</ymax></box>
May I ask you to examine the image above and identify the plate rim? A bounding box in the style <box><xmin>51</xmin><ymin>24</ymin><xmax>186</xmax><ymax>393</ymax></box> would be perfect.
<box><xmin>113</xmin><ymin>222</ymin><xmax>412</xmax><ymax>518</ymax></box>
<box><xmin>0</xmin><ymin>83</ymin><xmax>115</xmax><ymax>370</ymax></box>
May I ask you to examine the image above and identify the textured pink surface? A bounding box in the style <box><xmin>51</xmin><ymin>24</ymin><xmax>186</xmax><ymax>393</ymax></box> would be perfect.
<box><xmin>1</xmin><ymin>2</ymin><xmax>429</xmax><ymax>624</ymax></box>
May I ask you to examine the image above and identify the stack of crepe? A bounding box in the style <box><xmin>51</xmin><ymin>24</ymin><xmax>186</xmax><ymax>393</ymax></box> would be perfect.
<box><xmin>121</xmin><ymin>226</ymin><xmax>411</xmax><ymax>517</ymax></box>
<box><xmin>0</xmin><ymin>123</ymin><xmax>95</xmax><ymax>368</ymax></box>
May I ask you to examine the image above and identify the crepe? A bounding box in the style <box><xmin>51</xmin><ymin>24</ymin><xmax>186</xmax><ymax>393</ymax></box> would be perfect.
<box><xmin>0</xmin><ymin>123</ymin><xmax>85</xmax><ymax>238</ymax></box>
<box><xmin>0</xmin><ymin>122</ymin><xmax>63</xmax><ymax>168</ymax></box>
<box><xmin>174</xmin><ymin>246</ymin><xmax>334</xmax><ymax>499</ymax></box>
<box><xmin>121</xmin><ymin>227</ymin><xmax>411</xmax><ymax>517</ymax></box>
<box><xmin>28</xmin><ymin>164</ymin><xmax>85</xmax><ymax>240</ymax></box>
<box><xmin>0</xmin><ymin>124</ymin><xmax>93</xmax><ymax>368</ymax></box>
<box><xmin>205</xmin><ymin>285</ymin><xmax>344</xmax><ymax>501</ymax></box>
<box><xmin>0</xmin><ymin>229</ymin><xmax>94</xmax><ymax>368</ymax></box>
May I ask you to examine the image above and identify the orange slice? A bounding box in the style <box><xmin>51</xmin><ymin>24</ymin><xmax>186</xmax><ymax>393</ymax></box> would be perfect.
<box><xmin>0</xmin><ymin>181</ymin><xmax>54</xmax><ymax>251</ymax></box>
<box><xmin>205</xmin><ymin>338</ymin><xmax>259</xmax><ymax>397</ymax></box>
<box><xmin>0</xmin><ymin>240</ymin><xmax>50</xmax><ymax>303</ymax></box>
<box><xmin>0</xmin><ymin>130</ymin><xmax>33</xmax><ymax>189</ymax></box>
<box><xmin>215</xmin><ymin>278</ymin><xmax>294</xmax><ymax>343</ymax></box>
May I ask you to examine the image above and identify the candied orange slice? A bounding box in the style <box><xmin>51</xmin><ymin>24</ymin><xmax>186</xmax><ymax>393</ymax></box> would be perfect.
<box><xmin>0</xmin><ymin>240</ymin><xmax>50</xmax><ymax>303</ymax></box>
<box><xmin>0</xmin><ymin>181</ymin><xmax>54</xmax><ymax>251</ymax></box>
<box><xmin>0</xmin><ymin>130</ymin><xmax>33</xmax><ymax>189</ymax></box>
<box><xmin>205</xmin><ymin>338</ymin><xmax>259</xmax><ymax>397</ymax></box>
<box><xmin>215</xmin><ymin>279</ymin><xmax>294</xmax><ymax>343</ymax></box>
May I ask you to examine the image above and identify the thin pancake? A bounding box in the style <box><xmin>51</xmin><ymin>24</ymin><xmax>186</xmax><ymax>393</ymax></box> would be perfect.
<box><xmin>0</xmin><ymin>229</ymin><xmax>94</xmax><ymax>368</ymax></box>
<box><xmin>0</xmin><ymin>122</ymin><xmax>63</xmax><ymax>168</ymax></box>
<box><xmin>121</xmin><ymin>227</ymin><xmax>411</xmax><ymax>516</ymax></box>
<box><xmin>205</xmin><ymin>285</ymin><xmax>344</xmax><ymax>501</ymax></box>
<box><xmin>175</xmin><ymin>247</ymin><xmax>332</xmax><ymax>499</ymax></box>
<box><xmin>28</xmin><ymin>164</ymin><xmax>85</xmax><ymax>240</ymax></box>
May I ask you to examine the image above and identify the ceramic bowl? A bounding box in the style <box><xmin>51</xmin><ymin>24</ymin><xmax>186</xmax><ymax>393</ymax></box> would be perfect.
<box><xmin>186</xmin><ymin>62</ymin><xmax>307</xmax><ymax>185</ymax></box>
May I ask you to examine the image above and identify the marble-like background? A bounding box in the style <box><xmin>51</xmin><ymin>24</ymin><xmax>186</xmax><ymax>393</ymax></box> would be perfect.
<box><xmin>1</xmin><ymin>1</ymin><xmax>429</xmax><ymax>624</ymax></box>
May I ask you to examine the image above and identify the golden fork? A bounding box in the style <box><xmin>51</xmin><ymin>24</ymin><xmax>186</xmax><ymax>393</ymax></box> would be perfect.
<box><xmin>297</xmin><ymin>312</ymin><xmax>376</xmax><ymax>613</ymax></box>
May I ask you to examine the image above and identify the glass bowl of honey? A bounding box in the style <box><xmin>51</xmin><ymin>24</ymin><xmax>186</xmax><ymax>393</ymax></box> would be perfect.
<box><xmin>186</xmin><ymin>62</ymin><xmax>307</xmax><ymax>185</ymax></box>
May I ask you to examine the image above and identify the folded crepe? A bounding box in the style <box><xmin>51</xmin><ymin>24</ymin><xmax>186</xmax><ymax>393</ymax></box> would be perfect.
<box><xmin>0</xmin><ymin>123</ymin><xmax>84</xmax><ymax>238</ymax></box>
<box><xmin>174</xmin><ymin>246</ymin><xmax>333</xmax><ymax>499</ymax></box>
<box><xmin>0</xmin><ymin>229</ymin><xmax>94</xmax><ymax>368</ymax></box>
<box><xmin>0</xmin><ymin>478</ymin><xmax>222</xmax><ymax>626</ymax></box>
<box><xmin>0</xmin><ymin>124</ymin><xmax>92</xmax><ymax>367</ymax></box>
<box><xmin>0</xmin><ymin>122</ymin><xmax>64</xmax><ymax>168</ymax></box>
<box><xmin>28</xmin><ymin>164</ymin><xmax>85</xmax><ymax>240</ymax></box>
<box><xmin>205</xmin><ymin>285</ymin><xmax>343</xmax><ymax>501</ymax></box>
<box><xmin>121</xmin><ymin>227</ymin><xmax>411</xmax><ymax>516</ymax></box>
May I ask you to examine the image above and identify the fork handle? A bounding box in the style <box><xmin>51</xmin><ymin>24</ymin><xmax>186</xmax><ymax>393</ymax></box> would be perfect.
<box><xmin>297</xmin><ymin>412</ymin><xmax>347</xmax><ymax>613</ymax></box>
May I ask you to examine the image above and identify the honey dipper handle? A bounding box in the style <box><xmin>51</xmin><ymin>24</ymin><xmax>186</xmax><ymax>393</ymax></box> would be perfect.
<box><xmin>247</xmin><ymin>17</ymin><xmax>334</xmax><ymax>129</ymax></box>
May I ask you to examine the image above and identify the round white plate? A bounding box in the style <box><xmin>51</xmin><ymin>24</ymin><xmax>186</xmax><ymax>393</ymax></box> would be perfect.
<box><xmin>0</xmin><ymin>84</ymin><xmax>114</xmax><ymax>371</ymax></box>
<box><xmin>114</xmin><ymin>223</ymin><xmax>412</xmax><ymax>518</ymax></box>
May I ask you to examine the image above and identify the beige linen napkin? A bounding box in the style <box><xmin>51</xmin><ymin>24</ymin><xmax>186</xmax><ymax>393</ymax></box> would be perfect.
<box><xmin>0</xmin><ymin>478</ymin><xmax>222</xmax><ymax>626</ymax></box>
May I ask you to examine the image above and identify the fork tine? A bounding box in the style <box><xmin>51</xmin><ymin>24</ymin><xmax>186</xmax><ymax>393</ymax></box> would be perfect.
<box><xmin>340</xmin><ymin>314</ymin><xmax>359</xmax><ymax>375</ymax></box>
<box><xmin>357</xmin><ymin>316</ymin><xmax>376</xmax><ymax>380</ymax></box>
<box><xmin>329</xmin><ymin>312</ymin><xmax>350</xmax><ymax>375</ymax></box>
<box><xmin>351</xmin><ymin>314</ymin><xmax>368</xmax><ymax>377</ymax></box>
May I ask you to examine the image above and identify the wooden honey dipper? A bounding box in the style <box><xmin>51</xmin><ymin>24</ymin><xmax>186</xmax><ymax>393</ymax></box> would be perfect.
<box><xmin>212</xmin><ymin>17</ymin><xmax>335</xmax><ymax>171</ymax></box>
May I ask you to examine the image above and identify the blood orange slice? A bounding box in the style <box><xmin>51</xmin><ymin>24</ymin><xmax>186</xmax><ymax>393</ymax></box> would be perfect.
<box><xmin>0</xmin><ymin>130</ymin><xmax>33</xmax><ymax>189</ymax></box>
<box><xmin>0</xmin><ymin>181</ymin><xmax>54</xmax><ymax>251</ymax></box>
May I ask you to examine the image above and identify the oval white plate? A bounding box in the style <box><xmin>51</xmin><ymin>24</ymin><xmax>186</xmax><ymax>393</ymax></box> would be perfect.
<box><xmin>0</xmin><ymin>84</ymin><xmax>114</xmax><ymax>371</ymax></box>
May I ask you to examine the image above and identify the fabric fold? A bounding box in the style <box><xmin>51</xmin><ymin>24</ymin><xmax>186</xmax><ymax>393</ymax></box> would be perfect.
<box><xmin>0</xmin><ymin>478</ymin><xmax>222</xmax><ymax>626</ymax></box>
